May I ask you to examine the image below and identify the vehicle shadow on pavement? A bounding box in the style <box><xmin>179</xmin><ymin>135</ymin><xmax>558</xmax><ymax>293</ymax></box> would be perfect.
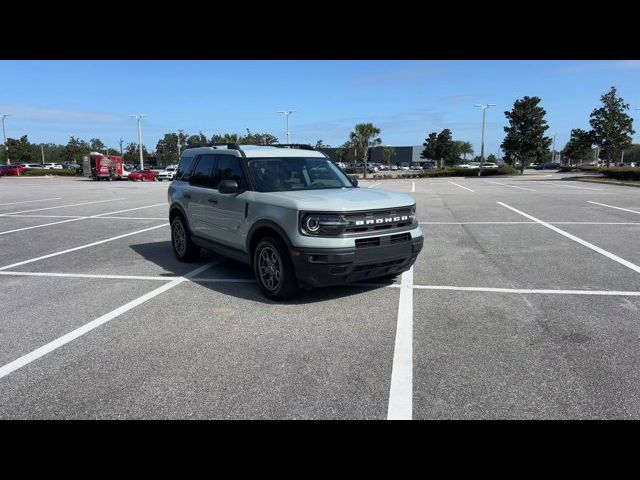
<box><xmin>129</xmin><ymin>241</ymin><xmax>394</xmax><ymax>305</ymax></box>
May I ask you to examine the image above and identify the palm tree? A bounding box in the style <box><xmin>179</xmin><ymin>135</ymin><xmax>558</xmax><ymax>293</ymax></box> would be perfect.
<box><xmin>383</xmin><ymin>146</ymin><xmax>395</xmax><ymax>167</ymax></box>
<box><xmin>458</xmin><ymin>141</ymin><xmax>474</xmax><ymax>162</ymax></box>
<box><xmin>349</xmin><ymin>123</ymin><xmax>381</xmax><ymax>178</ymax></box>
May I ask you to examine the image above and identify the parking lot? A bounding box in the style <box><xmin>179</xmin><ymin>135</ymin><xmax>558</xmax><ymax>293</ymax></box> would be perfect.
<box><xmin>1</xmin><ymin>172</ymin><xmax>639</xmax><ymax>419</ymax></box>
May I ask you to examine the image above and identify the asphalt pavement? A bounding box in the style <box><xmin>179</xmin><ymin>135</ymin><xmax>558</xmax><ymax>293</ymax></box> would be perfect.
<box><xmin>0</xmin><ymin>172</ymin><xmax>639</xmax><ymax>419</ymax></box>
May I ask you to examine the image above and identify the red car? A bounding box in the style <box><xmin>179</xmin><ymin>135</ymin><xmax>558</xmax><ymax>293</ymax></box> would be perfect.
<box><xmin>0</xmin><ymin>165</ymin><xmax>26</xmax><ymax>176</ymax></box>
<box><xmin>128</xmin><ymin>169</ymin><xmax>158</xmax><ymax>182</ymax></box>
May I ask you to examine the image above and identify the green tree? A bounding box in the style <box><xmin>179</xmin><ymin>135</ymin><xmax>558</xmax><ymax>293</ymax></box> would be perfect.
<box><xmin>315</xmin><ymin>139</ymin><xmax>331</xmax><ymax>148</ymax></box>
<box><xmin>156</xmin><ymin>133</ymin><xmax>180</xmax><ymax>166</ymax></box>
<box><xmin>486</xmin><ymin>153</ymin><xmax>498</xmax><ymax>163</ymax></box>
<box><xmin>89</xmin><ymin>138</ymin><xmax>105</xmax><ymax>151</ymax></box>
<box><xmin>239</xmin><ymin>130</ymin><xmax>279</xmax><ymax>145</ymax></box>
<box><xmin>211</xmin><ymin>133</ymin><xmax>241</xmax><ymax>144</ymax></box>
<box><xmin>589</xmin><ymin>86</ymin><xmax>635</xmax><ymax>166</ymax></box>
<box><xmin>6</xmin><ymin>135</ymin><xmax>34</xmax><ymax>163</ymax></box>
<box><xmin>457</xmin><ymin>141</ymin><xmax>474</xmax><ymax>161</ymax></box>
<box><xmin>501</xmin><ymin>96</ymin><xmax>552</xmax><ymax>174</ymax></box>
<box><xmin>435</xmin><ymin>129</ymin><xmax>455</xmax><ymax>167</ymax></box>
<box><xmin>63</xmin><ymin>136</ymin><xmax>91</xmax><ymax>163</ymax></box>
<box><xmin>185</xmin><ymin>132</ymin><xmax>208</xmax><ymax>148</ymax></box>
<box><xmin>421</xmin><ymin>132</ymin><xmax>439</xmax><ymax>161</ymax></box>
<box><xmin>337</xmin><ymin>141</ymin><xmax>356</xmax><ymax>163</ymax></box>
<box><xmin>562</xmin><ymin>129</ymin><xmax>594</xmax><ymax>165</ymax></box>
<box><xmin>383</xmin><ymin>146</ymin><xmax>396</xmax><ymax>166</ymax></box>
<box><xmin>349</xmin><ymin>123</ymin><xmax>381</xmax><ymax>178</ymax></box>
<box><xmin>124</xmin><ymin>142</ymin><xmax>148</xmax><ymax>165</ymax></box>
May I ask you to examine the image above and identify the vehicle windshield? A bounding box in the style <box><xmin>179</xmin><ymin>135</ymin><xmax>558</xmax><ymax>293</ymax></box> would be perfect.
<box><xmin>247</xmin><ymin>157</ymin><xmax>355</xmax><ymax>192</ymax></box>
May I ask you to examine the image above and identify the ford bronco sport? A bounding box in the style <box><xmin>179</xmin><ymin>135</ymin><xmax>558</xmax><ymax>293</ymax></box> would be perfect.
<box><xmin>168</xmin><ymin>144</ymin><xmax>423</xmax><ymax>299</ymax></box>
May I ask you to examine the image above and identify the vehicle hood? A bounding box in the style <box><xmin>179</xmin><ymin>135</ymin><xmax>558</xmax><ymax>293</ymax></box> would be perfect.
<box><xmin>255</xmin><ymin>187</ymin><xmax>416</xmax><ymax>211</ymax></box>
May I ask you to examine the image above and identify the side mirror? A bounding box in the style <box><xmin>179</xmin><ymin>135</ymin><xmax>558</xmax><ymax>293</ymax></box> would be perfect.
<box><xmin>219</xmin><ymin>179</ymin><xmax>240</xmax><ymax>194</ymax></box>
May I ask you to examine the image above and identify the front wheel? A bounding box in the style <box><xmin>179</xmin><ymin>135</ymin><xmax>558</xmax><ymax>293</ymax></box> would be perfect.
<box><xmin>253</xmin><ymin>236</ymin><xmax>298</xmax><ymax>300</ymax></box>
<box><xmin>171</xmin><ymin>215</ymin><xmax>200</xmax><ymax>262</ymax></box>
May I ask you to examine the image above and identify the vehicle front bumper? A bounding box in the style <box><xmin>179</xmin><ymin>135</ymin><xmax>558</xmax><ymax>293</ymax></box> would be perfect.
<box><xmin>290</xmin><ymin>234</ymin><xmax>423</xmax><ymax>288</ymax></box>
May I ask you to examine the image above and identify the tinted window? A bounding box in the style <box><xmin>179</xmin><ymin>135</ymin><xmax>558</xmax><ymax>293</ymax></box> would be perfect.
<box><xmin>176</xmin><ymin>155</ymin><xmax>197</xmax><ymax>181</ymax></box>
<box><xmin>189</xmin><ymin>155</ymin><xmax>217</xmax><ymax>187</ymax></box>
<box><xmin>212</xmin><ymin>156</ymin><xmax>245</xmax><ymax>189</ymax></box>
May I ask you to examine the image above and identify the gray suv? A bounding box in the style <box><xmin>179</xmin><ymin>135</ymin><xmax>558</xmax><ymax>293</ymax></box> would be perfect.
<box><xmin>168</xmin><ymin>144</ymin><xmax>423</xmax><ymax>299</ymax></box>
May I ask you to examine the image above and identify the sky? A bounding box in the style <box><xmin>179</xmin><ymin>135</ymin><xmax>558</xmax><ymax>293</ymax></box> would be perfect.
<box><xmin>2</xmin><ymin>60</ymin><xmax>640</xmax><ymax>156</ymax></box>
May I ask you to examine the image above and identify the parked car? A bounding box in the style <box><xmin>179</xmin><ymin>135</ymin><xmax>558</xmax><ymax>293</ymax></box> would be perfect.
<box><xmin>128</xmin><ymin>169</ymin><xmax>158</xmax><ymax>181</ymax></box>
<box><xmin>0</xmin><ymin>165</ymin><xmax>26</xmax><ymax>176</ymax></box>
<box><xmin>62</xmin><ymin>163</ymin><xmax>81</xmax><ymax>169</ymax></box>
<box><xmin>390</xmin><ymin>165</ymin><xmax>399</xmax><ymax>171</ymax></box>
<box><xmin>157</xmin><ymin>166</ymin><xmax>178</xmax><ymax>181</ymax></box>
<box><xmin>41</xmin><ymin>163</ymin><xmax>63</xmax><ymax>169</ymax></box>
<box><xmin>21</xmin><ymin>163</ymin><xmax>44</xmax><ymax>169</ymax></box>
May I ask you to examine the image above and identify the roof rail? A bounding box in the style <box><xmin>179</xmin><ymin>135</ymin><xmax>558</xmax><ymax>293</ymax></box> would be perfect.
<box><xmin>272</xmin><ymin>143</ymin><xmax>316</xmax><ymax>151</ymax></box>
<box><xmin>209</xmin><ymin>143</ymin><xmax>241</xmax><ymax>151</ymax></box>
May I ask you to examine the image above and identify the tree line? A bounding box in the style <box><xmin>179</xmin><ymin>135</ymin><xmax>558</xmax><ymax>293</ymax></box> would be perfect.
<box><xmin>1</xmin><ymin>86</ymin><xmax>636</xmax><ymax>173</ymax></box>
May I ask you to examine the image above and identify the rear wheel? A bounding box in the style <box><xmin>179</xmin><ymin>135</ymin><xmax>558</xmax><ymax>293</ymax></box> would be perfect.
<box><xmin>253</xmin><ymin>236</ymin><xmax>298</xmax><ymax>300</ymax></box>
<box><xmin>171</xmin><ymin>215</ymin><xmax>200</xmax><ymax>262</ymax></box>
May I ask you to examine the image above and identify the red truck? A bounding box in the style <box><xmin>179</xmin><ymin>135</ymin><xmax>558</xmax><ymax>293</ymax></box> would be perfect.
<box><xmin>90</xmin><ymin>153</ymin><xmax>127</xmax><ymax>181</ymax></box>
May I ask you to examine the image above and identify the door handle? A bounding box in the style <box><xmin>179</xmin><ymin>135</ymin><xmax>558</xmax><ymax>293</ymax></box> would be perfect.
<box><xmin>208</xmin><ymin>198</ymin><xmax>218</xmax><ymax>204</ymax></box>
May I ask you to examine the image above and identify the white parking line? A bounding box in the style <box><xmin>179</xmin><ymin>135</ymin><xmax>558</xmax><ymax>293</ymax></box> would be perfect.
<box><xmin>367</xmin><ymin>183</ymin><xmax>380</xmax><ymax>189</ymax></box>
<box><xmin>0</xmin><ymin>203</ymin><xmax>168</xmax><ymax>236</ymax></box>
<box><xmin>411</xmin><ymin>285</ymin><xmax>640</xmax><ymax>296</ymax></box>
<box><xmin>448</xmin><ymin>181</ymin><xmax>474</xmax><ymax>192</ymax></box>
<box><xmin>0</xmin><ymin>197</ymin><xmax>62</xmax><ymax>206</ymax></box>
<box><xmin>498</xmin><ymin>202</ymin><xmax>640</xmax><ymax>275</ymax></box>
<box><xmin>588</xmin><ymin>201</ymin><xmax>640</xmax><ymax>216</ymax></box>
<box><xmin>0</xmin><ymin>198</ymin><xmax>125</xmax><ymax>216</ymax></box>
<box><xmin>0</xmin><ymin>217</ymin><xmax>87</xmax><ymax>235</ymax></box>
<box><xmin>0</xmin><ymin>223</ymin><xmax>169</xmax><ymax>271</ymax></box>
<box><xmin>418</xmin><ymin>221</ymin><xmax>640</xmax><ymax>225</ymax></box>
<box><xmin>0</xmin><ymin>271</ymin><xmax>179</xmax><ymax>281</ymax></box>
<box><xmin>91</xmin><ymin>203</ymin><xmax>166</xmax><ymax>217</ymax></box>
<box><xmin>387</xmin><ymin>266</ymin><xmax>413</xmax><ymax>420</ymax></box>
<box><xmin>411</xmin><ymin>181</ymin><xmax>415</xmax><ymax>193</ymax></box>
<box><xmin>3</xmin><ymin>270</ymin><xmax>640</xmax><ymax>298</ymax></box>
<box><xmin>0</xmin><ymin>261</ymin><xmax>218</xmax><ymax>381</ymax></box>
<box><xmin>485</xmin><ymin>180</ymin><xmax>536</xmax><ymax>192</ymax></box>
<box><xmin>539</xmin><ymin>181</ymin><xmax>602</xmax><ymax>191</ymax></box>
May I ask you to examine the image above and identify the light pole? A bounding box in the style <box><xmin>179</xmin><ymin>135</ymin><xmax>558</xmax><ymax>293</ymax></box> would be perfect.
<box><xmin>474</xmin><ymin>104</ymin><xmax>496</xmax><ymax>177</ymax></box>
<box><xmin>551</xmin><ymin>132</ymin><xmax>556</xmax><ymax>164</ymax></box>
<box><xmin>129</xmin><ymin>114</ymin><xmax>146</xmax><ymax>170</ymax></box>
<box><xmin>119</xmin><ymin>138</ymin><xmax>124</xmax><ymax>156</ymax></box>
<box><xmin>1</xmin><ymin>114</ymin><xmax>10</xmax><ymax>165</ymax></box>
<box><xmin>159</xmin><ymin>142</ymin><xmax>166</xmax><ymax>167</ymax></box>
<box><xmin>278</xmin><ymin>110</ymin><xmax>295</xmax><ymax>144</ymax></box>
<box><xmin>41</xmin><ymin>144</ymin><xmax>45</xmax><ymax>163</ymax></box>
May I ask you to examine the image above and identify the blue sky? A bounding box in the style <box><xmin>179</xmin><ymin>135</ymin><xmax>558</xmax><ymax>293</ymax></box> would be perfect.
<box><xmin>2</xmin><ymin>60</ymin><xmax>640</xmax><ymax>156</ymax></box>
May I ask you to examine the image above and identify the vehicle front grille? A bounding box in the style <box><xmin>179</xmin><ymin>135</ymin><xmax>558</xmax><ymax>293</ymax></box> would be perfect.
<box><xmin>344</xmin><ymin>207</ymin><xmax>414</xmax><ymax>234</ymax></box>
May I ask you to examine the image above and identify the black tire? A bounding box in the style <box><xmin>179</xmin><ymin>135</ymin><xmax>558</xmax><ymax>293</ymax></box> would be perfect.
<box><xmin>253</xmin><ymin>236</ymin><xmax>298</xmax><ymax>300</ymax></box>
<box><xmin>171</xmin><ymin>215</ymin><xmax>200</xmax><ymax>262</ymax></box>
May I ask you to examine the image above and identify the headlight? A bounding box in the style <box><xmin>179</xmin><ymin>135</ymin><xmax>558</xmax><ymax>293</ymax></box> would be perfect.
<box><xmin>300</xmin><ymin>213</ymin><xmax>348</xmax><ymax>236</ymax></box>
<box><xmin>409</xmin><ymin>205</ymin><xmax>416</xmax><ymax>224</ymax></box>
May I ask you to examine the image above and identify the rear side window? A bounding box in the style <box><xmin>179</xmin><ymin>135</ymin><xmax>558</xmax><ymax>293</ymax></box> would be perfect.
<box><xmin>189</xmin><ymin>155</ymin><xmax>218</xmax><ymax>188</ymax></box>
<box><xmin>212</xmin><ymin>156</ymin><xmax>245</xmax><ymax>189</ymax></box>
<box><xmin>176</xmin><ymin>155</ymin><xmax>196</xmax><ymax>181</ymax></box>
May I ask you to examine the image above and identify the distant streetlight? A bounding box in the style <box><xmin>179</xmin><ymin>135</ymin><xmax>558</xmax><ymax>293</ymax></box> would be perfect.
<box><xmin>129</xmin><ymin>114</ymin><xmax>146</xmax><ymax>169</ymax></box>
<box><xmin>277</xmin><ymin>110</ymin><xmax>295</xmax><ymax>144</ymax></box>
<box><xmin>1</xmin><ymin>114</ymin><xmax>10</xmax><ymax>165</ymax></box>
<box><xmin>551</xmin><ymin>132</ymin><xmax>557</xmax><ymax>164</ymax></box>
<box><xmin>474</xmin><ymin>104</ymin><xmax>496</xmax><ymax>176</ymax></box>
